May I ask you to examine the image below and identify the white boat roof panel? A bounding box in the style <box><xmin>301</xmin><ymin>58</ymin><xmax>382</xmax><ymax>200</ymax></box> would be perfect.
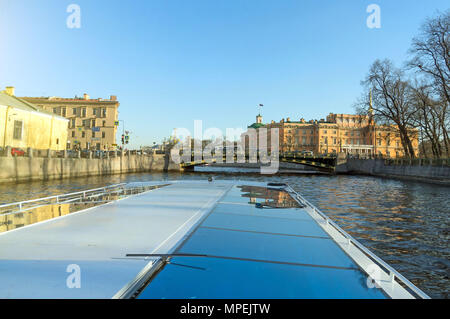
<box><xmin>0</xmin><ymin>182</ymin><xmax>231</xmax><ymax>298</ymax></box>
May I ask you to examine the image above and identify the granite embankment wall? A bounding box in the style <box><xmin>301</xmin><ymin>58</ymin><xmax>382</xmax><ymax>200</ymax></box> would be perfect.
<box><xmin>0</xmin><ymin>154</ymin><xmax>181</xmax><ymax>183</ymax></box>
<box><xmin>336</xmin><ymin>158</ymin><xmax>450</xmax><ymax>185</ymax></box>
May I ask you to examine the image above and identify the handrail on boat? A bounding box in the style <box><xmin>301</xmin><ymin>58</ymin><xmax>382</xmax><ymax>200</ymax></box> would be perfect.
<box><xmin>285</xmin><ymin>185</ymin><xmax>430</xmax><ymax>299</ymax></box>
<box><xmin>0</xmin><ymin>183</ymin><xmax>128</xmax><ymax>213</ymax></box>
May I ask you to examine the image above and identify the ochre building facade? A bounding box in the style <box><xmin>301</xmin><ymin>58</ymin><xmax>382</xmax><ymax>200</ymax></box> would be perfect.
<box><xmin>245</xmin><ymin>113</ymin><xmax>419</xmax><ymax>158</ymax></box>
<box><xmin>22</xmin><ymin>93</ymin><xmax>119</xmax><ymax>151</ymax></box>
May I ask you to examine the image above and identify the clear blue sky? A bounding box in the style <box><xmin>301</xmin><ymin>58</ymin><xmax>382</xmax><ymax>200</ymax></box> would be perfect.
<box><xmin>0</xmin><ymin>0</ymin><xmax>448</xmax><ymax>147</ymax></box>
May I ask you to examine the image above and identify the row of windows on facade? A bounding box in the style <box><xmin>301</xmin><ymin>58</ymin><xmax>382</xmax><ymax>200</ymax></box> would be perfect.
<box><xmin>281</xmin><ymin>117</ymin><xmax>368</xmax><ymax>126</ymax></box>
<box><xmin>285</xmin><ymin>136</ymin><xmax>400</xmax><ymax>147</ymax></box>
<box><xmin>52</xmin><ymin>107</ymin><xmax>107</xmax><ymax>118</ymax></box>
<box><xmin>71</xmin><ymin>131</ymin><xmax>106</xmax><ymax>138</ymax></box>
<box><xmin>69</xmin><ymin>119</ymin><xmax>108</xmax><ymax>128</ymax></box>
<box><xmin>284</xmin><ymin>129</ymin><xmax>397</xmax><ymax>138</ymax></box>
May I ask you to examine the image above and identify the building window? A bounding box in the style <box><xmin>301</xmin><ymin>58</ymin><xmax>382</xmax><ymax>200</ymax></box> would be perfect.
<box><xmin>378</xmin><ymin>139</ymin><xmax>381</xmax><ymax>146</ymax></box>
<box><xmin>62</xmin><ymin>108</ymin><xmax>66</xmax><ymax>117</ymax></box>
<box><xmin>82</xmin><ymin>108</ymin><xmax>86</xmax><ymax>117</ymax></box>
<box><xmin>13</xmin><ymin>120</ymin><xmax>23</xmax><ymax>140</ymax></box>
<box><xmin>82</xmin><ymin>131</ymin><xmax>85</xmax><ymax>138</ymax></box>
<box><xmin>53</xmin><ymin>107</ymin><xmax>58</xmax><ymax>114</ymax></box>
<box><xmin>102</xmin><ymin>120</ymin><xmax>106</xmax><ymax>127</ymax></box>
<box><xmin>72</xmin><ymin>108</ymin><xmax>76</xmax><ymax>115</ymax></box>
<box><xmin>102</xmin><ymin>131</ymin><xmax>106</xmax><ymax>138</ymax></box>
<box><xmin>56</xmin><ymin>138</ymin><xmax>59</xmax><ymax>145</ymax></box>
<box><xmin>72</xmin><ymin>131</ymin><xmax>75</xmax><ymax>138</ymax></box>
<box><xmin>92</xmin><ymin>131</ymin><xmax>95</xmax><ymax>138</ymax></box>
<box><xmin>71</xmin><ymin>119</ymin><xmax>75</xmax><ymax>128</ymax></box>
<box><xmin>92</xmin><ymin>119</ymin><xmax>96</xmax><ymax>127</ymax></box>
<box><xmin>102</xmin><ymin>108</ymin><xmax>106</xmax><ymax>117</ymax></box>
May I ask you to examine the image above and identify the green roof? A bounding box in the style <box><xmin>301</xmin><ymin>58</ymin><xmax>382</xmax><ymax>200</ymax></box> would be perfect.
<box><xmin>247</xmin><ymin>123</ymin><xmax>266</xmax><ymax>129</ymax></box>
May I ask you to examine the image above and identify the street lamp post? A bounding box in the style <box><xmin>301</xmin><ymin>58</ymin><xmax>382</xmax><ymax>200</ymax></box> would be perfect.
<box><xmin>118</xmin><ymin>120</ymin><xmax>125</xmax><ymax>151</ymax></box>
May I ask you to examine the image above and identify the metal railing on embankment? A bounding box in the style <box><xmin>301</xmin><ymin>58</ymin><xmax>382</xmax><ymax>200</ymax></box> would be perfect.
<box><xmin>384</xmin><ymin>158</ymin><xmax>450</xmax><ymax>167</ymax></box>
<box><xmin>0</xmin><ymin>147</ymin><xmax>154</xmax><ymax>159</ymax></box>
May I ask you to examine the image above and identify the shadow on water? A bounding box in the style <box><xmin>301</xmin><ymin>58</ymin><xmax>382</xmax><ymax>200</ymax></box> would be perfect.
<box><xmin>0</xmin><ymin>170</ymin><xmax>448</xmax><ymax>298</ymax></box>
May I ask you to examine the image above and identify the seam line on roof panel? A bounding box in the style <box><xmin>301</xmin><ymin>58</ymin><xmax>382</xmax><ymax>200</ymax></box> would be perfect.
<box><xmin>172</xmin><ymin>184</ymin><xmax>235</xmax><ymax>254</ymax></box>
<box><xmin>211</xmin><ymin>211</ymin><xmax>316</xmax><ymax>222</ymax></box>
<box><xmin>219</xmin><ymin>201</ymin><xmax>304</xmax><ymax>208</ymax></box>
<box><xmin>179</xmin><ymin>254</ymin><xmax>359</xmax><ymax>271</ymax></box>
<box><xmin>199</xmin><ymin>226</ymin><xmax>330</xmax><ymax>240</ymax></box>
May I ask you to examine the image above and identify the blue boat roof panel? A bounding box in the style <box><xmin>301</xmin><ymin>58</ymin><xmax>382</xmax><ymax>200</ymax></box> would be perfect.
<box><xmin>202</xmin><ymin>211</ymin><xmax>329</xmax><ymax>238</ymax></box>
<box><xmin>213</xmin><ymin>203</ymin><xmax>314</xmax><ymax>221</ymax></box>
<box><xmin>138</xmin><ymin>256</ymin><xmax>387</xmax><ymax>299</ymax></box>
<box><xmin>138</xmin><ymin>183</ymin><xmax>393</xmax><ymax>298</ymax></box>
<box><xmin>177</xmin><ymin>227</ymin><xmax>355</xmax><ymax>269</ymax></box>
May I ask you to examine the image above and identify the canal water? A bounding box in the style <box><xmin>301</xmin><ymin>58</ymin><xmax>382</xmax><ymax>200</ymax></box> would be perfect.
<box><xmin>0</xmin><ymin>170</ymin><xmax>448</xmax><ymax>299</ymax></box>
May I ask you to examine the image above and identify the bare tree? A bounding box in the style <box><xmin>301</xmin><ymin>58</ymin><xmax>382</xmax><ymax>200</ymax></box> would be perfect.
<box><xmin>409</xmin><ymin>80</ymin><xmax>446</xmax><ymax>157</ymax></box>
<box><xmin>361</xmin><ymin>59</ymin><xmax>418</xmax><ymax>158</ymax></box>
<box><xmin>408</xmin><ymin>11</ymin><xmax>450</xmax><ymax>155</ymax></box>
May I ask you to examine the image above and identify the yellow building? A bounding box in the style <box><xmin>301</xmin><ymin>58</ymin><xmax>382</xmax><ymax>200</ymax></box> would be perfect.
<box><xmin>0</xmin><ymin>88</ymin><xmax>68</xmax><ymax>151</ymax></box>
<box><xmin>21</xmin><ymin>91</ymin><xmax>119</xmax><ymax>151</ymax></box>
<box><xmin>246</xmin><ymin>113</ymin><xmax>419</xmax><ymax>158</ymax></box>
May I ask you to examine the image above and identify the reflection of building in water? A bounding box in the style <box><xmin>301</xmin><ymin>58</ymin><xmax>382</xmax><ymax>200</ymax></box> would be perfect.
<box><xmin>0</xmin><ymin>203</ymin><xmax>71</xmax><ymax>233</ymax></box>
<box><xmin>238</xmin><ymin>185</ymin><xmax>300</xmax><ymax>208</ymax></box>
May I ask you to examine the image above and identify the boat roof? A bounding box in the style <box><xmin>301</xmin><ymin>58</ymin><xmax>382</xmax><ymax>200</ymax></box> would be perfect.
<box><xmin>0</xmin><ymin>180</ymin><xmax>428</xmax><ymax>299</ymax></box>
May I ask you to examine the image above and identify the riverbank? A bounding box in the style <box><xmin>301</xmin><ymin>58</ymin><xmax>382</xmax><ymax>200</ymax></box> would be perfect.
<box><xmin>0</xmin><ymin>154</ymin><xmax>181</xmax><ymax>183</ymax></box>
<box><xmin>336</xmin><ymin>158</ymin><xmax>450</xmax><ymax>186</ymax></box>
